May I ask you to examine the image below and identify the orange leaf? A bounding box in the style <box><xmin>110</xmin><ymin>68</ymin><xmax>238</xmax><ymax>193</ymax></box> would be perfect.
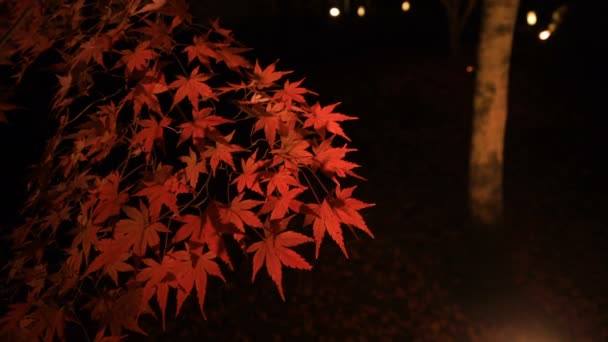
<box><xmin>114</xmin><ymin>202</ymin><xmax>171</xmax><ymax>256</ymax></box>
<box><xmin>203</xmin><ymin>131</ymin><xmax>247</xmax><ymax>175</ymax></box>
<box><xmin>83</xmin><ymin>239</ymin><xmax>134</xmax><ymax>285</ymax></box>
<box><xmin>303</xmin><ymin>102</ymin><xmax>357</xmax><ymax>141</ymax></box>
<box><xmin>312</xmin><ymin>137</ymin><xmax>363</xmax><ymax>181</ymax></box>
<box><xmin>135</xmin><ymin>173</ymin><xmax>187</xmax><ymax>220</ymax></box>
<box><xmin>173</xmin><ymin>214</ymin><xmax>202</xmax><ymax>243</ymax></box>
<box><xmin>218</xmin><ymin>193</ymin><xmax>263</xmax><ymax>232</ymax></box>
<box><xmin>119</xmin><ymin>41</ymin><xmax>157</xmax><ymax>74</ymax></box>
<box><xmin>247</xmin><ymin>217</ymin><xmax>313</xmax><ymax>300</ymax></box>
<box><xmin>330</xmin><ymin>185</ymin><xmax>375</xmax><ymax>237</ymax></box>
<box><xmin>177</xmin><ymin>107</ymin><xmax>233</xmax><ymax>145</ymax></box>
<box><xmin>231</xmin><ymin>149</ymin><xmax>266</xmax><ymax>195</ymax></box>
<box><xmin>90</xmin><ymin>172</ymin><xmax>130</xmax><ymax>224</ymax></box>
<box><xmin>260</xmin><ymin>187</ymin><xmax>306</xmax><ymax>221</ymax></box>
<box><xmin>179</xmin><ymin>148</ymin><xmax>207</xmax><ymax>188</ymax></box>
<box><xmin>131</xmin><ymin>115</ymin><xmax>171</xmax><ymax>159</ymax></box>
<box><xmin>136</xmin><ymin>254</ymin><xmax>183</xmax><ymax>331</ymax></box>
<box><xmin>169</xmin><ymin>66</ymin><xmax>217</xmax><ymax>110</ymax></box>
<box><xmin>174</xmin><ymin>245</ymin><xmax>225</xmax><ymax>318</ymax></box>
<box><xmin>273</xmin><ymin>78</ymin><xmax>317</xmax><ymax>105</ymax></box>
<box><xmin>252</xmin><ymin>60</ymin><xmax>291</xmax><ymax>89</ymax></box>
<box><xmin>307</xmin><ymin>199</ymin><xmax>347</xmax><ymax>259</ymax></box>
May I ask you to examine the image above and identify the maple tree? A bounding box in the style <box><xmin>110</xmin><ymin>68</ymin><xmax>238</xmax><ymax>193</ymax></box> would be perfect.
<box><xmin>0</xmin><ymin>0</ymin><xmax>374</xmax><ymax>340</ymax></box>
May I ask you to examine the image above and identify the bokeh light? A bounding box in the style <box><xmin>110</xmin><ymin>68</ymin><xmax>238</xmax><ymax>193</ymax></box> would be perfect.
<box><xmin>526</xmin><ymin>11</ymin><xmax>537</xmax><ymax>26</ymax></box>
<box><xmin>329</xmin><ymin>7</ymin><xmax>340</xmax><ymax>17</ymax></box>
<box><xmin>357</xmin><ymin>6</ymin><xmax>366</xmax><ymax>17</ymax></box>
<box><xmin>539</xmin><ymin>30</ymin><xmax>551</xmax><ymax>40</ymax></box>
<box><xmin>401</xmin><ymin>1</ymin><xmax>411</xmax><ymax>12</ymax></box>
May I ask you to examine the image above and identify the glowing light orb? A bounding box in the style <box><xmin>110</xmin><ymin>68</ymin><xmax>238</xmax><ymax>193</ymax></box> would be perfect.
<box><xmin>526</xmin><ymin>11</ymin><xmax>537</xmax><ymax>26</ymax></box>
<box><xmin>401</xmin><ymin>1</ymin><xmax>411</xmax><ymax>12</ymax></box>
<box><xmin>466</xmin><ymin>65</ymin><xmax>474</xmax><ymax>73</ymax></box>
<box><xmin>357</xmin><ymin>6</ymin><xmax>366</xmax><ymax>17</ymax></box>
<box><xmin>329</xmin><ymin>7</ymin><xmax>341</xmax><ymax>17</ymax></box>
<box><xmin>539</xmin><ymin>30</ymin><xmax>551</xmax><ymax>41</ymax></box>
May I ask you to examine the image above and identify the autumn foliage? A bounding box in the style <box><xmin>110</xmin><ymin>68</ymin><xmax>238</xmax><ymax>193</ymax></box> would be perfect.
<box><xmin>0</xmin><ymin>0</ymin><xmax>374</xmax><ymax>340</ymax></box>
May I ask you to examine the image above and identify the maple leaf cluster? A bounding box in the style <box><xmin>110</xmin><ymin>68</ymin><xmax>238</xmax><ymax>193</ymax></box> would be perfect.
<box><xmin>0</xmin><ymin>0</ymin><xmax>374</xmax><ymax>340</ymax></box>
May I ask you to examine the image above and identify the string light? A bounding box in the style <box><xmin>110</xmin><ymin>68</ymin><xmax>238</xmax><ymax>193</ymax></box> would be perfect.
<box><xmin>329</xmin><ymin>7</ymin><xmax>340</xmax><ymax>17</ymax></box>
<box><xmin>401</xmin><ymin>1</ymin><xmax>411</xmax><ymax>12</ymax></box>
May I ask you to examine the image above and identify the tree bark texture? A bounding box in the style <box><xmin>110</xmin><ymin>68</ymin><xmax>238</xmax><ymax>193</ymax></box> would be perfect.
<box><xmin>469</xmin><ymin>0</ymin><xmax>519</xmax><ymax>225</ymax></box>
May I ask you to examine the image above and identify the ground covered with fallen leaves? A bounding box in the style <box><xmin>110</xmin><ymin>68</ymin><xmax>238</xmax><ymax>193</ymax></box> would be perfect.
<box><xmin>3</xmin><ymin>9</ymin><xmax>607</xmax><ymax>341</ymax></box>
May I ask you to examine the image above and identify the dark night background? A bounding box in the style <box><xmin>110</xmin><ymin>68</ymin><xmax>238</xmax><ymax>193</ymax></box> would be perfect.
<box><xmin>1</xmin><ymin>0</ymin><xmax>608</xmax><ymax>340</ymax></box>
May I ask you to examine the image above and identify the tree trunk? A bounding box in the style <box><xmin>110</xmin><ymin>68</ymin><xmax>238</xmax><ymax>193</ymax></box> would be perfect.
<box><xmin>468</xmin><ymin>0</ymin><xmax>519</xmax><ymax>225</ymax></box>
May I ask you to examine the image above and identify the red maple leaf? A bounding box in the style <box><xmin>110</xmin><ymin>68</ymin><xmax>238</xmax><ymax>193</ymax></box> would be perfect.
<box><xmin>131</xmin><ymin>115</ymin><xmax>172</xmax><ymax>158</ymax></box>
<box><xmin>210</xmin><ymin>18</ymin><xmax>234</xmax><ymax>40</ymax></box>
<box><xmin>114</xmin><ymin>202</ymin><xmax>171</xmax><ymax>256</ymax></box>
<box><xmin>123</xmin><ymin>67</ymin><xmax>169</xmax><ymax>115</ymax></box>
<box><xmin>83</xmin><ymin>239</ymin><xmax>134</xmax><ymax>285</ymax></box>
<box><xmin>90</xmin><ymin>172</ymin><xmax>130</xmax><ymax>224</ymax></box>
<box><xmin>260</xmin><ymin>186</ymin><xmax>306</xmax><ymax>221</ymax></box>
<box><xmin>264</xmin><ymin>166</ymin><xmax>302</xmax><ymax>196</ymax></box>
<box><xmin>161</xmin><ymin>0</ymin><xmax>193</xmax><ymax>30</ymax></box>
<box><xmin>214</xmin><ymin>43</ymin><xmax>252</xmax><ymax>70</ymax></box>
<box><xmin>87</xmin><ymin>287</ymin><xmax>152</xmax><ymax>337</ymax></box>
<box><xmin>217</xmin><ymin>193</ymin><xmax>263</xmax><ymax>232</ymax></box>
<box><xmin>312</xmin><ymin>137</ymin><xmax>363</xmax><ymax>181</ymax></box>
<box><xmin>136</xmin><ymin>253</ymin><xmax>182</xmax><ymax>331</ymax></box>
<box><xmin>119</xmin><ymin>41</ymin><xmax>157</xmax><ymax>74</ymax></box>
<box><xmin>270</xmin><ymin>130</ymin><xmax>313</xmax><ymax>170</ymax></box>
<box><xmin>73</xmin><ymin>34</ymin><xmax>112</xmax><ymax>67</ymax></box>
<box><xmin>306</xmin><ymin>199</ymin><xmax>346</xmax><ymax>258</ymax></box>
<box><xmin>273</xmin><ymin>79</ymin><xmax>317</xmax><ymax>105</ymax></box>
<box><xmin>251</xmin><ymin>60</ymin><xmax>291</xmax><ymax>89</ymax></box>
<box><xmin>135</xmin><ymin>0</ymin><xmax>167</xmax><ymax>15</ymax></box>
<box><xmin>179</xmin><ymin>148</ymin><xmax>207</xmax><ymax>188</ymax></box>
<box><xmin>303</xmin><ymin>102</ymin><xmax>357</xmax><ymax>141</ymax></box>
<box><xmin>183</xmin><ymin>34</ymin><xmax>219</xmax><ymax>66</ymax></box>
<box><xmin>177</xmin><ymin>107</ymin><xmax>234</xmax><ymax>145</ymax></box>
<box><xmin>135</xmin><ymin>19</ymin><xmax>174</xmax><ymax>51</ymax></box>
<box><xmin>251</xmin><ymin>101</ymin><xmax>297</xmax><ymax>147</ymax></box>
<box><xmin>304</xmin><ymin>186</ymin><xmax>374</xmax><ymax>259</ymax></box>
<box><xmin>169</xmin><ymin>66</ymin><xmax>217</xmax><ymax>110</ymax></box>
<box><xmin>173</xmin><ymin>214</ymin><xmax>202</xmax><ymax>243</ymax></box>
<box><xmin>330</xmin><ymin>185</ymin><xmax>375</xmax><ymax>237</ymax></box>
<box><xmin>231</xmin><ymin>149</ymin><xmax>266</xmax><ymax>195</ymax></box>
<box><xmin>203</xmin><ymin>131</ymin><xmax>247</xmax><ymax>175</ymax></box>
<box><xmin>247</xmin><ymin>216</ymin><xmax>313</xmax><ymax>300</ymax></box>
<box><xmin>135</xmin><ymin>178</ymin><xmax>186</xmax><ymax>221</ymax></box>
<box><xmin>173</xmin><ymin>242</ymin><xmax>225</xmax><ymax>318</ymax></box>
<box><xmin>135</xmin><ymin>164</ymin><xmax>189</xmax><ymax>220</ymax></box>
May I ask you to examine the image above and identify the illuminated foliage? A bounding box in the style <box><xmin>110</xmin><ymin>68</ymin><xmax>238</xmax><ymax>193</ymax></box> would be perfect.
<box><xmin>0</xmin><ymin>1</ymin><xmax>374</xmax><ymax>340</ymax></box>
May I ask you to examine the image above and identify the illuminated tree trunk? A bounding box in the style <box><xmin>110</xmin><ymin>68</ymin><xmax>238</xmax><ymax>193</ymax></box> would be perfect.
<box><xmin>469</xmin><ymin>0</ymin><xmax>519</xmax><ymax>225</ymax></box>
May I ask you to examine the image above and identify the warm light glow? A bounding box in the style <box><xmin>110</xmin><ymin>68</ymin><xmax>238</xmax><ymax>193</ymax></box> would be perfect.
<box><xmin>357</xmin><ymin>5</ymin><xmax>366</xmax><ymax>17</ymax></box>
<box><xmin>539</xmin><ymin>30</ymin><xmax>551</xmax><ymax>40</ymax></box>
<box><xmin>466</xmin><ymin>66</ymin><xmax>474</xmax><ymax>73</ymax></box>
<box><xmin>329</xmin><ymin>7</ymin><xmax>340</xmax><ymax>17</ymax></box>
<box><xmin>401</xmin><ymin>1</ymin><xmax>411</xmax><ymax>12</ymax></box>
<box><xmin>526</xmin><ymin>11</ymin><xmax>537</xmax><ymax>26</ymax></box>
<box><xmin>552</xmin><ymin>10</ymin><xmax>561</xmax><ymax>21</ymax></box>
